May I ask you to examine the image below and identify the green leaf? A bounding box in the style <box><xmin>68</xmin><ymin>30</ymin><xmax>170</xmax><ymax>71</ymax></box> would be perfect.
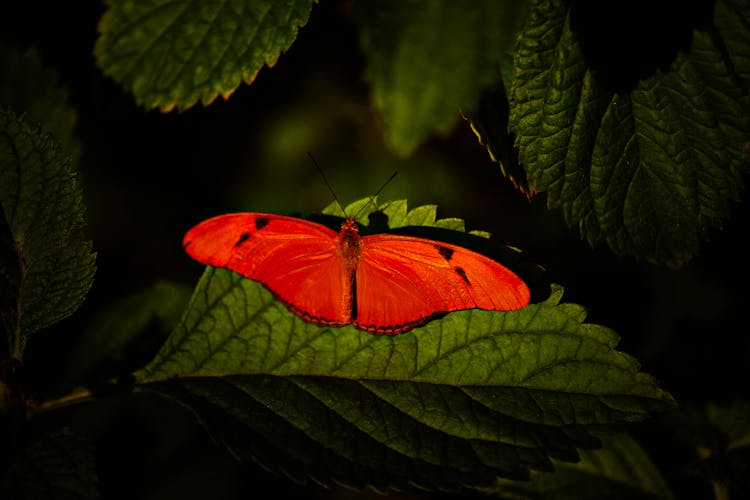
<box><xmin>508</xmin><ymin>0</ymin><xmax>750</xmax><ymax>265</ymax></box>
<box><xmin>355</xmin><ymin>0</ymin><xmax>528</xmax><ymax>155</ymax></box>
<box><xmin>95</xmin><ymin>0</ymin><xmax>317</xmax><ymax>111</ymax></box>
<box><xmin>0</xmin><ymin>427</ymin><xmax>98</xmax><ymax>500</ymax></box>
<box><xmin>63</xmin><ymin>280</ymin><xmax>192</xmax><ymax>388</ymax></box>
<box><xmin>135</xmin><ymin>199</ymin><xmax>673</xmax><ymax>491</ymax></box>
<box><xmin>323</xmin><ymin>198</ymin><xmax>460</xmax><ymax>229</ymax></box>
<box><xmin>0</xmin><ymin>42</ymin><xmax>79</xmax><ymax>165</ymax></box>
<box><xmin>493</xmin><ymin>434</ymin><xmax>674</xmax><ymax>499</ymax></box>
<box><xmin>0</xmin><ymin>109</ymin><xmax>96</xmax><ymax>360</ymax></box>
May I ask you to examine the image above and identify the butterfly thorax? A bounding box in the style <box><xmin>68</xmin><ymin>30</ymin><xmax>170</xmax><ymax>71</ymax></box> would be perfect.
<box><xmin>337</xmin><ymin>218</ymin><xmax>362</xmax><ymax>270</ymax></box>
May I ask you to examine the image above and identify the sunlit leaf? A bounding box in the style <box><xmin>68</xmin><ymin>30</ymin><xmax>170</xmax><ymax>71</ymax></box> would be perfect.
<box><xmin>135</xmin><ymin>199</ymin><xmax>674</xmax><ymax>491</ymax></box>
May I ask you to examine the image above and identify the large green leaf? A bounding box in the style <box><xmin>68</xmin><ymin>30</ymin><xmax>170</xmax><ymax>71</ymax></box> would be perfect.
<box><xmin>355</xmin><ymin>0</ymin><xmax>528</xmax><ymax>155</ymax></box>
<box><xmin>508</xmin><ymin>0</ymin><xmax>750</xmax><ymax>265</ymax></box>
<box><xmin>95</xmin><ymin>0</ymin><xmax>317</xmax><ymax>111</ymax></box>
<box><xmin>0</xmin><ymin>110</ymin><xmax>96</xmax><ymax>360</ymax></box>
<box><xmin>135</xmin><ymin>199</ymin><xmax>674</xmax><ymax>491</ymax></box>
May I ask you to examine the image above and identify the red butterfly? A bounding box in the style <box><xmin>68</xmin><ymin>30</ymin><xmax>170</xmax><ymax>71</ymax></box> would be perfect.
<box><xmin>183</xmin><ymin>208</ymin><xmax>530</xmax><ymax>335</ymax></box>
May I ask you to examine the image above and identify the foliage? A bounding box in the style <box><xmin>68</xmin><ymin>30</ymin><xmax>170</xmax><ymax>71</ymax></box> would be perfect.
<box><xmin>136</xmin><ymin>200</ymin><xmax>673</xmax><ymax>489</ymax></box>
<box><xmin>95</xmin><ymin>0</ymin><xmax>317</xmax><ymax>111</ymax></box>
<box><xmin>1</xmin><ymin>0</ymin><xmax>749</xmax><ymax>498</ymax></box>
<box><xmin>0</xmin><ymin>109</ymin><xmax>95</xmax><ymax>359</ymax></box>
<box><xmin>506</xmin><ymin>0</ymin><xmax>750</xmax><ymax>266</ymax></box>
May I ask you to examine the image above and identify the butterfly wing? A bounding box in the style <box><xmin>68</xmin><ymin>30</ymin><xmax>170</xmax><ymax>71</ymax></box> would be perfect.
<box><xmin>183</xmin><ymin>213</ymin><xmax>352</xmax><ymax>327</ymax></box>
<box><xmin>354</xmin><ymin>235</ymin><xmax>530</xmax><ymax>334</ymax></box>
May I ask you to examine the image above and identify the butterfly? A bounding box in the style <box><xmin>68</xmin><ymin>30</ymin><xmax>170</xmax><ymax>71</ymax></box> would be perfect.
<box><xmin>183</xmin><ymin>205</ymin><xmax>530</xmax><ymax>335</ymax></box>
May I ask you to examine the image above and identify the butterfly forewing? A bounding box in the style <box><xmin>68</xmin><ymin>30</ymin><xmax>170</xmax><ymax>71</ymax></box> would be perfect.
<box><xmin>183</xmin><ymin>213</ymin><xmax>352</xmax><ymax>327</ymax></box>
<box><xmin>353</xmin><ymin>235</ymin><xmax>530</xmax><ymax>333</ymax></box>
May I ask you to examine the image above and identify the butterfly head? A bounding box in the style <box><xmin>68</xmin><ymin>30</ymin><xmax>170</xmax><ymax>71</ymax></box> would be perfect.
<box><xmin>340</xmin><ymin>217</ymin><xmax>360</xmax><ymax>237</ymax></box>
<box><xmin>338</xmin><ymin>217</ymin><xmax>362</xmax><ymax>256</ymax></box>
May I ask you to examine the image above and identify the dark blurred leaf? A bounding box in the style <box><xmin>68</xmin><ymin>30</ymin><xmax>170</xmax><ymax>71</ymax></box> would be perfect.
<box><xmin>493</xmin><ymin>434</ymin><xmax>674</xmax><ymax>499</ymax></box>
<box><xmin>508</xmin><ymin>0</ymin><xmax>750</xmax><ymax>265</ymax></box>
<box><xmin>0</xmin><ymin>109</ymin><xmax>95</xmax><ymax>360</ymax></box>
<box><xmin>0</xmin><ymin>207</ymin><xmax>16</xmax><ymax>361</ymax></box>
<box><xmin>135</xmin><ymin>199</ymin><xmax>674</xmax><ymax>492</ymax></box>
<box><xmin>668</xmin><ymin>401</ymin><xmax>750</xmax><ymax>497</ymax></box>
<box><xmin>63</xmin><ymin>280</ymin><xmax>192</xmax><ymax>388</ymax></box>
<box><xmin>0</xmin><ymin>427</ymin><xmax>98</xmax><ymax>500</ymax></box>
<box><xmin>95</xmin><ymin>0</ymin><xmax>317</xmax><ymax>111</ymax></box>
<box><xmin>355</xmin><ymin>0</ymin><xmax>528</xmax><ymax>155</ymax></box>
<box><xmin>706</xmin><ymin>401</ymin><xmax>750</xmax><ymax>446</ymax></box>
<box><xmin>0</xmin><ymin>42</ymin><xmax>79</xmax><ymax>165</ymax></box>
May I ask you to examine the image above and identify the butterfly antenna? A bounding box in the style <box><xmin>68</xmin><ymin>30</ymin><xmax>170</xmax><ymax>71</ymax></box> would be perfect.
<box><xmin>353</xmin><ymin>170</ymin><xmax>398</xmax><ymax>221</ymax></box>
<box><xmin>307</xmin><ymin>152</ymin><xmax>347</xmax><ymax>216</ymax></box>
<box><xmin>374</xmin><ymin>171</ymin><xmax>398</xmax><ymax>198</ymax></box>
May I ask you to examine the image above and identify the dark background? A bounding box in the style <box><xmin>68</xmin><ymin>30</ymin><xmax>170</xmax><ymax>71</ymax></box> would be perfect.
<box><xmin>3</xmin><ymin>1</ymin><xmax>749</xmax><ymax>498</ymax></box>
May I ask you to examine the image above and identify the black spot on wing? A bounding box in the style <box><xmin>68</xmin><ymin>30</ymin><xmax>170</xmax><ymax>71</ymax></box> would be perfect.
<box><xmin>454</xmin><ymin>267</ymin><xmax>471</xmax><ymax>285</ymax></box>
<box><xmin>235</xmin><ymin>233</ymin><xmax>251</xmax><ymax>247</ymax></box>
<box><xmin>436</xmin><ymin>245</ymin><xmax>454</xmax><ymax>261</ymax></box>
<box><xmin>255</xmin><ymin>217</ymin><xmax>270</xmax><ymax>230</ymax></box>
